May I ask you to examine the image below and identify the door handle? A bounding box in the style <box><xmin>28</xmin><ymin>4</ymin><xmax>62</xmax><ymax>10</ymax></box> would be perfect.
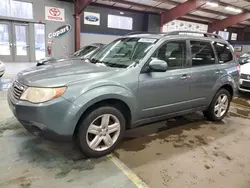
<box><xmin>180</xmin><ymin>74</ymin><xmax>190</xmax><ymax>80</ymax></box>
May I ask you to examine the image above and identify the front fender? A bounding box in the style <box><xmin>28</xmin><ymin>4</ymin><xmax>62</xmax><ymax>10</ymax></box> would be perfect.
<box><xmin>72</xmin><ymin>85</ymin><xmax>138</xmax><ymax>128</ymax></box>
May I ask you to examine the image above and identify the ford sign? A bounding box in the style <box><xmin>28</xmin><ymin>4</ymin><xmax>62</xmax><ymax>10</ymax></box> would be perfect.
<box><xmin>48</xmin><ymin>24</ymin><xmax>72</xmax><ymax>39</ymax></box>
<box><xmin>85</xmin><ymin>15</ymin><xmax>99</xmax><ymax>22</ymax></box>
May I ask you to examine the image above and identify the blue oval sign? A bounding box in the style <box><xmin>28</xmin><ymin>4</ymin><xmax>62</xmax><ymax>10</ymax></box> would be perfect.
<box><xmin>85</xmin><ymin>15</ymin><xmax>99</xmax><ymax>22</ymax></box>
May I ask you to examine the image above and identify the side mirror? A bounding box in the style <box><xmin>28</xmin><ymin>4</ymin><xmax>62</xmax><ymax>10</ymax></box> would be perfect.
<box><xmin>148</xmin><ymin>59</ymin><xmax>168</xmax><ymax>72</ymax></box>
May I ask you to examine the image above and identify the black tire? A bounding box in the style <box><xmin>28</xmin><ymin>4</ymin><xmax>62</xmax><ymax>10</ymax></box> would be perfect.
<box><xmin>203</xmin><ymin>89</ymin><xmax>232</xmax><ymax>121</ymax></box>
<box><xmin>76</xmin><ymin>106</ymin><xmax>126</xmax><ymax>158</ymax></box>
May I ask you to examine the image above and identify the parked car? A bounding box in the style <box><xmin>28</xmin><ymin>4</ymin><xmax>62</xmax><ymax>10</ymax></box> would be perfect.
<box><xmin>36</xmin><ymin>43</ymin><xmax>104</xmax><ymax>66</ymax></box>
<box><xmin>0</xmin><ymin>60</ymin><xmax>5</xmax><ymax>77</ymax></box>
<box><xmin>239</xmin><ymin>62</ymin><xmax>250</xmax><ymax>92</ymax></box>
<box><xmin>8</xmin><ymin>31</ymin><xmax>240</xmax><ymax>157</ymax></box>
<box><xmin>238</xmin><ymin>52</ymin><xmax>250</xmax><ymax>65</ymax></box>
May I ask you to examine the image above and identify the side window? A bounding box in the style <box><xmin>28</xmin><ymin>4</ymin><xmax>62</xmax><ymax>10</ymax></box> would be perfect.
<box><xmin>213</xmin><ymin>42</ymin><xmax>233</xmax><ymax>63</ymax></box>
<box><xmin>190</xmin><ymin>41</ymin><xmax>215</xmax><ymax>66</ymax></box>
<box><xmin>153</xmin><ymin>41</ymin><xmax>186</xmax><ymax>69</ymax></box>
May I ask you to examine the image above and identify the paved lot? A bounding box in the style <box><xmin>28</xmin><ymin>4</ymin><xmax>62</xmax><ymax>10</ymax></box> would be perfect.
<box><xmin>115</xmin><ymin>101</ymin><xmax>250</xmax><ymax>188</ymax></box>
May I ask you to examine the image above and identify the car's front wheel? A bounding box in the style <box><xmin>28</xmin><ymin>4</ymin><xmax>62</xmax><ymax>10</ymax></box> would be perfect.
<box><xmin>76</xmin><ymin>106</ymin><xmax>126</xmax><ymax>157</ymax></box>
<box><xmin>203</xmin><ymin>89</ymin><xmax>231</xmax><ymax>121</ymax></box>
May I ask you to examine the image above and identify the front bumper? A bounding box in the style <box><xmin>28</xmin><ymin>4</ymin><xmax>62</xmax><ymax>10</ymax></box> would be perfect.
<box><xmin>239</xmin><ymin>78</ymin><xmax>250</xmax><ymax>92</ymax></box>
<box><xmin>7</xmin><ymin>89</ymin><xmax>80</xmax><ymax>141</ymax></box>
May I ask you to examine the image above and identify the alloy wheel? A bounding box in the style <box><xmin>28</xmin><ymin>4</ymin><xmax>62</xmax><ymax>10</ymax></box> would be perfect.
<box><xmin>86</xmin><ymin>114</ymin><xmax>121</xmax><ymax>151</ymax></box>
<box><xmin>214</xmin><ymin>94</ymin><xmax>229</xmax><ymax>118</ymax></box>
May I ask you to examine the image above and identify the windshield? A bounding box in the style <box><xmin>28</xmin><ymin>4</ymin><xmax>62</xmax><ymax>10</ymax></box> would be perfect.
<box><xmin>241</xmin><ymin>52</ymin><xmax>250</xmax><ymax>58</ymax></box>
<box><xmin>89</xmin><ymin>37</ymin><xmax>158</xmax><ymax>68</ymax></box>
<box><xmin>71</xmin><ymin>45</ymin><xmax>98</xmax><ymax>57</ymax></box>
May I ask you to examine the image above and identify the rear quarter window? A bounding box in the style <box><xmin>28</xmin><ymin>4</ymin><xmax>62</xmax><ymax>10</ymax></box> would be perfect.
<box><xmin>190</xmin><ymin>41</ymin><xmax>215</xmax><ymax>66</ymax></box>
<box><xmin>213</xmin><ymin>42</ymin><xmax>233</xmax><ymax>63</ymax></box>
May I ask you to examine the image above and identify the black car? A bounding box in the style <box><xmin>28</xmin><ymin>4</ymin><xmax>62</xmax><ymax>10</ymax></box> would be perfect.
<box><xmin>238</xmin><ymin>52</ymin><xmax>250</xmax><ymax>65</ymax></box>
<box><xmin>37</xmin><ymin>43</ymin><xmax>104</xmax><ymax>66</ymax></box>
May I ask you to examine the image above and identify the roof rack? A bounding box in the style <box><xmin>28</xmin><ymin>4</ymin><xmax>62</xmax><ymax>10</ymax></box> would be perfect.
<box><xmin>126</xmin><ymin>32</ymin><xmax>159</xmax><ymax>35</ymax></box>
<box><xmin>126</xmin><ymin>31</ymin><xmax>223</xmax><ymax>39</ymax></box>
<box><xmin>166</xmin><ymin>31</ymin><xmax>223</xmax><ymax>39</ymax></box>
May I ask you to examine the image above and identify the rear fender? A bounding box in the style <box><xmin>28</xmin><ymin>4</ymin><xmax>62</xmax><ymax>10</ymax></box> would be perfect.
<box><xmin>210</xmin><ymin>74</ymin><xmax>236</xmax><ymax>102</ymax></box>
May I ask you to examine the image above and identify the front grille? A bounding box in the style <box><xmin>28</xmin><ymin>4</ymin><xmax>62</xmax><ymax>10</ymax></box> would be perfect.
<box><xmin>240</xmin><ymin>86</ymin><xmax>250</xmax><ymax>90</ymax></box>
<box><xmin>242</xmin><ymin>81</ymin><xmax>250</xmax><ymax>88</ymax></box>
<box><xmin>11</xmin><ymin>81</ymin><xmax>26</xmax><ymax>100</ymax></box>
<box><xmin>240</xmin><ymin>73</ymin><xmax>250</xmax><ymax>80</ymax></box>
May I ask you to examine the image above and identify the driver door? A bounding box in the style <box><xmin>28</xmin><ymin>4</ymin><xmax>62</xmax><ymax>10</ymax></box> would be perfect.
<box><xmin>138</xmin><ymin>40</ymin><xmax>192</xmax><ymax>119</ymax></box>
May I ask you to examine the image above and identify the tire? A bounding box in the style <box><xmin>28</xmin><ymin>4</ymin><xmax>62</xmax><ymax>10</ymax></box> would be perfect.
<box><xmin>203</xmin><ymin>89</ymin><xmax>231</xmax><ymax>121</ymax></box>
<box><xmin>76</xmin><ymin>106</ymin><xmax>126</xmax><ymax>158</ymax></box>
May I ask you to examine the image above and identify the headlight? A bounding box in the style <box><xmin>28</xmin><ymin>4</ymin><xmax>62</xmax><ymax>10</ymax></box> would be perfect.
<box><xmin>20</xmin><ymin>87</ymin><xmax>66</xmax><ymax>103</ymax></box>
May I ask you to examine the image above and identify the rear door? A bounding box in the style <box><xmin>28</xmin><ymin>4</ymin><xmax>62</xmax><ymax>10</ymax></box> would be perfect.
<box><xmin>188</xmin><ymin>40</ymin><xmax>221</xmax><ymax>107</ymax></box>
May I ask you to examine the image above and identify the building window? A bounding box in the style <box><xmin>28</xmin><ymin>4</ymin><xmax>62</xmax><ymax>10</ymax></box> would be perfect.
<box><xmin>107</xmin><ymin>14</ymin><xmax>133</xmax><ymax>30</ymax></box>
<box><xmin>34</xmin><ymin>24</ymin><xmax>45</xmax><ymax>60</ymax></box>
<box><xmin>0</xmin><ymin>0</ymin><xmax>33</xmax><ymax>19</ymax></box>
<box><xmin>0</xmin><ymin>0</ymin><xmax>11</xmax><ymax>17</ymax></box>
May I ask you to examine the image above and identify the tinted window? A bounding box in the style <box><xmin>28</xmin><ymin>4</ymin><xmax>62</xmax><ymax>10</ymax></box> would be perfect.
<box><xmin>190</xmin><ymin>41</ymin><xmax>215</xmax><ymax>66</ymax></box>
<box><xmin>213</xmin><ymin>42</ymin><xmax>233</xmax><ymax>63</ymax></box>
<box><xmin>153</xmin><ymin>41</ymin><xmax>187</xmax><ymax>69</ymax></box>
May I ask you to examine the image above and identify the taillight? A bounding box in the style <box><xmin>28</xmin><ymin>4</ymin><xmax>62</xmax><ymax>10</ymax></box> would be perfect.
<box><xmin>236</xmin><ymin>64</ymin><xmax>240</xmax><ymax>72</ymax></box>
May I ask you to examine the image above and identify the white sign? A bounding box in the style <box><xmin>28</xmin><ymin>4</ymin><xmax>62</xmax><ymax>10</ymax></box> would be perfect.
<box><xmin>218</xmin><ymin>31</ymin><xmax>229</xmax><ymax>40</ymax></box>
<box><xmin>163</xmin><ymin>20</ymin><xmax>208</xmax><ymax>33</ymax></box>
<box><xmin>84</xmin><ymin>12</ymin><xmax>100</xmax><ymax>26</ymax></box>
<box><xmin>45</xmin><ymin>6</ymin><xmax>65</xmax><ymax>22</ymax></box>
<box><xmin>231</xmin><ymin>33</ymin><xmax>237</xmax><ymax>40</ymax></box>
<box><xmin>108</xmin><ymin>14</ymin><xmax>133</xmax><ymax>30</ymax></box>
<box><xmin>138</xmin><ymin>38</ymin><xmax>157</xmax><ymax>43</ymax></box>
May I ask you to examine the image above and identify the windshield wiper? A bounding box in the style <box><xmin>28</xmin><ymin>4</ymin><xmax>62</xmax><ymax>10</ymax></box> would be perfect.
<box><xmin>84</xmin><ymin>57</ymin><xmax>96</xmax><ymax>64</ymax></box>
<box><xmin>103</xmin><ymin>62</ymin><xmax>127</xmax><ymax>68</ymax></box>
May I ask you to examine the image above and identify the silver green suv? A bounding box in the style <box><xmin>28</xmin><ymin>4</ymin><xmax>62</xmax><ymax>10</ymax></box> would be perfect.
<box><xmin>7</xmin><ymin>32</ymin><xmax>240</xmax><ymax>157</ymax></box>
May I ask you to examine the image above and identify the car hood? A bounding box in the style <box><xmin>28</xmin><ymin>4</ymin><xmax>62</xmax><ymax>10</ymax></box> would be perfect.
<box><xmin>16</xmin><ymin>59</ymin><xmax>119</xmax><ymax>87</ymax></box>
<box><xmin>37</xmin><ymin>56</ymin><xmax>77</xmax><ymax>64</ymax></box>
<box><xmin>241</xmin><ymin>63</ymin><xmax>250</xmax><ymax>75</ymax></box>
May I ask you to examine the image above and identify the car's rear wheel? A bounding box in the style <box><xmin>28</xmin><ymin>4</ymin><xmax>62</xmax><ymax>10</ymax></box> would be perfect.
<box><xmin>76</xmin><ymin>106</ymin><xmax>125</xmax><ymax>158</ymax></box>
<box><xmin>203</xmin><ymin>89</ymin><xmax>231</xmax><ymax>121</ymax></box>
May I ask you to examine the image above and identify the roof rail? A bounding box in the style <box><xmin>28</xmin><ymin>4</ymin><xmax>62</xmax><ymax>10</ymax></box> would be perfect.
<box><xmin>126</xmin><ymin>32</ymin><xmax>159</xmax><ymax>35</ymax></box>
<box><xmin>166</xmin><ymin>31</ymin><xmax>223</xmax><ymax>39</ymax></box>
<box><xmin>126</xmin><ymin>31</ymin><xmax>223</xmax><ymax>39</ymax></box>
